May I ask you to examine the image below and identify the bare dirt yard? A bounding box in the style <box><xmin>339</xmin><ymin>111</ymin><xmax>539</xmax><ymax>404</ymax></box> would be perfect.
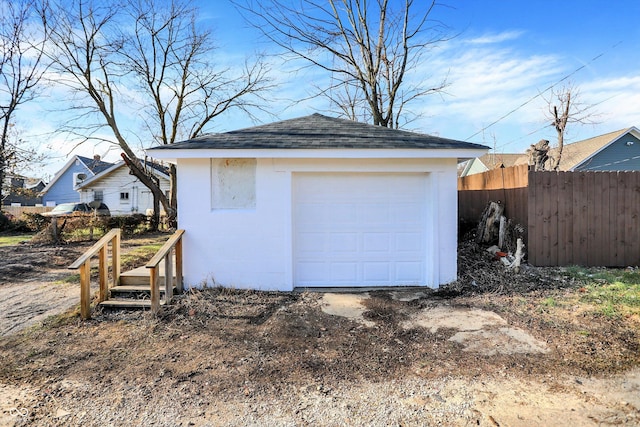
<box><xmin>0</xmin><ymin>233</ymin><xmax>639</xmax><ymax>426</ymax></box>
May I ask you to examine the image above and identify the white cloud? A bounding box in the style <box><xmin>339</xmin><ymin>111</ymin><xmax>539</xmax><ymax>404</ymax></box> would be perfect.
<box><xmin>465</xmin><ymin>30</ymin><xmax>525</xmax><ymax>45</ymax></box>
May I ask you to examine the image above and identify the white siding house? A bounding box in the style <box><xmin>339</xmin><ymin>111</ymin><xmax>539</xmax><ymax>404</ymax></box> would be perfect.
<box><xmin>147</xmin><ymin>114</ymin><xmax>488</xmax><ymax>291</ymax></box>
<box><xmin>76</xmin><ymin>161</ymin><xmax>170</xmax><ymax>215</ymax></box>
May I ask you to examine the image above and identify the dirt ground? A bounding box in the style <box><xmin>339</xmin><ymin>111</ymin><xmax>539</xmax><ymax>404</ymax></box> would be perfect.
<box><xmin>0</xmin><ymin>234</ymin><xmax>639</xmax><ymax>426</ymax></box>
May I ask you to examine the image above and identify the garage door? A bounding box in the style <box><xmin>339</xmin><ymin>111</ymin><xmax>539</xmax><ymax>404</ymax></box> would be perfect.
<box><xmin>293</xmin><ymin>173</ymin><xmax>428</xmax><ymax>287</ymax></box>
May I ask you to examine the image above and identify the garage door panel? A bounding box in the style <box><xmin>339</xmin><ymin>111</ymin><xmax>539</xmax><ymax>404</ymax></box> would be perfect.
<box><xmin>363</xmin><ymin>232</ymin><xmax>391</xmax><ymax>252</ymax></box>
<box><xmin>295</xmin><ymin>203</ymin><xmax>325</xmax><ymax>224</ymax></box>
<box><xmin>396</xmin><ymin>262</ymin><xmax>423</xmax><ymax>281</ymax></box>
<box><xmin>395</xmin><ymin>233</ymin><xmax>423</xmax><ymax>251</ymax></box>
<box><xmin>330</xmin><ymin>233</ymin><xmax>358</xmax><ymax>252</ymax></box>
<box><xmin>393</xmin><ymin>203</ymin><xmax>424</xmax><ymax>224</ymax></box>
<box><xmin>363</xmin><ymin>262</ymin><xmax>391</xmax><ymax>281</ymax></box>
<box><xmin>327</xmin><ymin>204</ymin><xmax>358</xmax><ymax>223</ymax></box>
<box><xmin>361</xmin><ymin>204</ymin><xmax>391</xmax><ymax>223</ymax></box>
<box><xmin>294</xmin><ymin>173</ymin><xmax>429</xmax><ymax>287</ymax></box>
<box><xmin>297</xmin><ymin>261</ymin><xmax>328</xmax><ymax>282</ymax></box>
<box><xmin>331</xmin><ymin>262</ymin><xmax>358</xmax><ymax>282</ymax></box>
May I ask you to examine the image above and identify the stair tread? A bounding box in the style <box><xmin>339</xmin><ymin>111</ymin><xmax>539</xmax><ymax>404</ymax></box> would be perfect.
<box><xmin>110</xmin><ymin>285</ymin><xmax>175</xmax><ymax>293</ymax></box>
<box><xmin>99</xmin><ymin>299</ymin><xmax>166</xmax><ymax>308</ymax></box>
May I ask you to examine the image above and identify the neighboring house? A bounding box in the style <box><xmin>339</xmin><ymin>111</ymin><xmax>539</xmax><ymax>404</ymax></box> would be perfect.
<box><xmin>458</xmin><ymin>153</ymin><xmax>522</xmax><ymax>177</ymax></box>
<box><xmin>148</xmin><ymin>113</ymin><xmax>488</xmax><ymax>291</ymax></box>
<box><xmin>75</xmin><ymin>160</ymin><xmax>171</xmax><ymax>215</ymax></box>
<box><xmin>2</xmin><ymin>174</ymin><xmax>46</xmax><ymax>206</ymax></box>
<box><xmin>40</xmin><ymin>155</ymin><xmax>114</xmax><ymax>206</ymax></box>
<box><xmin>513</xmin><ymin>127</ymin><xmax>640</xmax><ymax>171</ymax></box>
<box><xmin>552</xmin><ymin>127</ymin><xmax>640</xmax><ymax>171</ymax></box>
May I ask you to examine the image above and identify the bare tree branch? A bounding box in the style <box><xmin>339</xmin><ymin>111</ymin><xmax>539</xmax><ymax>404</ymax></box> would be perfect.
<box><xmin>0</xmin><ymin>0</ymin><xmax>50</xmax><ymax>201</ymax></box>
<box><xmin>543</xmin><ymin>83</ymin><xmax>601</xmax><ymax>170</ymax></box>
<box><xmin>45</xmin><ymin>0</ymin><xmax>272</xmax><ymax>227</ymax></box>
<box><xmin>235</xmin><ymin>0</ymin><xmax>451</xmax><ymax>128</ymax></box>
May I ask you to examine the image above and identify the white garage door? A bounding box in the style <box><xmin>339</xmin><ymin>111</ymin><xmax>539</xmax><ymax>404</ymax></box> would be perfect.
<box><xmin>293</xmin><ymin>173</ymin><xmax>429</xmax><ymax>287</ymax></box>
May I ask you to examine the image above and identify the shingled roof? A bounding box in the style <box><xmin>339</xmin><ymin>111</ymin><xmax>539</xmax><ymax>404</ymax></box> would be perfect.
<box><xmin>152</xmin><ymin>113</ymin><xmax>487</xmax><ymax>151</ymax></box>
<box><xmin>513</xmin><ymin>128</ymin><xmax>634</xmax><ymax>171</ymax></box>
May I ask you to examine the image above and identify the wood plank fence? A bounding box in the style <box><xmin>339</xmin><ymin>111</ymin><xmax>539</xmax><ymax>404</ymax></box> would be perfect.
<box><xmin>459</xmin><ymin>165</ymin><xmax>640</xmax><ymax>267</ymax></box>
<box><xmin>1</xmin><ymin>206</ymin><xmax>52</xmax><ymax>217</ymax></box>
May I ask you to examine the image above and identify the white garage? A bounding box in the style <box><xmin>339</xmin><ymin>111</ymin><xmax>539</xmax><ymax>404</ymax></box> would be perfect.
<box><xmin>293</xmin><ymin>172</ymin><xmax>429</xmax><ymax>287</ymax></box>
<box><xmin>147</xmin><ymin>113</ymin><xmax>487</xmax><ymax>291</ymax></box>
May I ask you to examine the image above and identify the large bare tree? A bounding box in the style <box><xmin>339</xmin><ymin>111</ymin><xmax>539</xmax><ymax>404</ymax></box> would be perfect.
<box><xmin>544</xmin><ymin>83</ymin><xmax>598</xmax><ymax>170</ymax></box>
<box><xmin>45</xmin><ymin>0</ymin><xmax>271</xmax><ymax>228</ymax></box>
<box><xmin>236</xmin><ymin>0</ymin><xmax>451</xmax><ymax>128</ymax></box>
<box><xmin>0</xmin><ymin>0</ymin><xmax>49</xmax><ymax>202</ymax></box>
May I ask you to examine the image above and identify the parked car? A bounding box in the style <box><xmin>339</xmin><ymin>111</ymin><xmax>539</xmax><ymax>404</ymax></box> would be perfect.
<box><xmin>42</xmin><ymin>202</ymin><xmax>110</xmax><ymax>217</ymax></box>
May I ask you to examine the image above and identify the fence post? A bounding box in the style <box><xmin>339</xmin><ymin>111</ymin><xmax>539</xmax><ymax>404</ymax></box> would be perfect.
<box><xmin>80</xmin><ymin>260</ymin><xmax>91</xmax><ymax>320</ymax></box>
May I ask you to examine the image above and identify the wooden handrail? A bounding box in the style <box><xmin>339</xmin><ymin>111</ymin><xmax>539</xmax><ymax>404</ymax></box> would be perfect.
<box><xmin>145</xmin><ymin>229</ymin><xmax>184</xmax><ymax>268</ymax></box>
<box><xmin>146</xmin><ymin>229</ymin><xmax>184</xmax><ymax>314</ymax></box>
<box><xmin>68</xmin><ymin>228</ymin><xmax>121</xmax><ymax>269</ymax></box>
<box><xmin>68</xmin><ymin>228</ymin><xmax>121</xmax><ymax>319</ymax></box>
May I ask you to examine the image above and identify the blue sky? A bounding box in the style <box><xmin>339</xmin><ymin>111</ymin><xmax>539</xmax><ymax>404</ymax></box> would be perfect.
<box><xmin>21</xmin><ymin>0</ymin><xmax>640</xmax><ymax>177</ymax></box>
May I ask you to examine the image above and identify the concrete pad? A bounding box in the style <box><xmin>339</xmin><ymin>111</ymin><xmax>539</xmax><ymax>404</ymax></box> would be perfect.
<box><xmin>320</xmin><ymin>295</ymin><xmax>549</xmax><ymax>356</ymax></box>
<box><xmin>401</xmin><ymin>306</ymin><xmax>507</xmax><ymax>333</ymax></box>
<box><xmin>449</xmin><ymin>327</ymin><xmax>550</xmax><ymax>355</ymax></box>
<box><xmin>320</xmin><ymin>293</ymin><xmax>374</xmax><ymax>327</ymax></box>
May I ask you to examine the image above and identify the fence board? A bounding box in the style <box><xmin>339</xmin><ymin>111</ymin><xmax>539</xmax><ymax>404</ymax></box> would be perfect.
<box><xmin>1</xmin><ymin>206</ymin><xmax>52</xmax><ymax>217</ymax></box>
<box><xmin>574</xmin><ymin>172</ymin><xmax>587</xmax><ymax>265</ymax></box>
<box><xmin>605</xmin><ymin>173</ymin><xmax>616</xmax><ymax>266</ymax></box>
<box><xmin>629</xmin><ymin>173</ymin><xmax>640</xmax><ymax>266</ymax></box>
<box><xmin>558</xmin><ymin>172</ymin><xmax>572</xmax><ymax>265</ymax></box>
<box><xmin>542</xmin><ymin>171</ymin><xmax>553</xmax><ymax>266</ymax></box>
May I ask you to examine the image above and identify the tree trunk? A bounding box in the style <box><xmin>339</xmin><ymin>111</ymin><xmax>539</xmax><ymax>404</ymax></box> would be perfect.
<box><xmin>476</xmin><ymin>201</ymin><xmax>504</xmax><ymax>245</ymax></box>
<box><xmin>121</xmin><ymin>153</ymin><xmax>167</xmax><ymax>231</ymax></box>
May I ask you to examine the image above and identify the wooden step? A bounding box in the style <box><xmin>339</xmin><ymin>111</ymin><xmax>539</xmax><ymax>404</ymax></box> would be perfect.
<box><xmin>109</xmin><ymin>285</ymin><xmax>176</xmax><ymax>295</ymax></box>
<box><xmin>119</xmin><ymin>265</ymin><xmax>175</xmax><ymax>286</ymax></box>
<box><xmin>98</xmin><ymin>299</ymin><xmax>166</xmax><ymax>309</ymax></box>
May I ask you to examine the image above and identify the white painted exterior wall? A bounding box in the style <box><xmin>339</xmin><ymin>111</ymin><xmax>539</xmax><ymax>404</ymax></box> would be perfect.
<box><xmin>78</xmin><ymin>165</ymin><xmax>170</xmax><ymax>216</ymax></box>
<box><xmin>176</xmin><ymin>157</ymin><xmax>459</xmax><ymax>291</ymax></box>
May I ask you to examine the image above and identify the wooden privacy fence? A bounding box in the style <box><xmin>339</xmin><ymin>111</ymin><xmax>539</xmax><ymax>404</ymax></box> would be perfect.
<box><xmin>458</xmin><ymin>166</ymin><xmax>640</xmax><ymax>267</ymax></box>
<box><xmin>2</xmin><ymin>206</ymin><xmax>52</xmax><ymax>217</ymax></box>
<box><xmin>528</xmin><ymin>170</ymin><xmax>640</xmax><ymax>267</ymax></box>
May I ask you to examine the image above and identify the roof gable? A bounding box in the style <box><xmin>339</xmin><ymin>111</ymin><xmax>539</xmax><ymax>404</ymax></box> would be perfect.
<box><xmin>40</xmin><ymin>155</ymin><xmax>115</xmax><ymax>195</ymax></box>
<box><xmin>76</xmin><ymin>159</ymin><xmax>170</xmax><ymax>189</ymax></box>
<box><xmin>556</xmin><ymin>128</ymin><xmax>633</xmax><ymax>171</ymax></box>
<box><xmin>150</xmin><ymin>113</ymin><xmax>487</xmax><ymax>151</ymax></box>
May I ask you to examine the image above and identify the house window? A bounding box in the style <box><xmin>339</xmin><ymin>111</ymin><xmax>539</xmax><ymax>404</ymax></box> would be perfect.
<box><xmin>211</xmin><ymin>158</ymin><xmax>256</xmax><ymax>209</ymax></box>
<box><xmin>120</xmin><ymin>192</ymin><xmax>130</xmax><ymax>201</ymax></box>
<box><xmin>94</xmin><ymin>190</ymin><xmax>104</xmax><ymax>202</ymax></box>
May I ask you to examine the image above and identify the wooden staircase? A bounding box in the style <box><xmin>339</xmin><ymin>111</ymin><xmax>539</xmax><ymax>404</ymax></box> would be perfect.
<box><xmin>68</xmin><ymin>228</ymin><xmax>184</xmax><ymax>319</ymax></box>
<box><xmin>99</xmin><ymin>261</ymin><xmax>178</xmax><ymax>309</ymax></box>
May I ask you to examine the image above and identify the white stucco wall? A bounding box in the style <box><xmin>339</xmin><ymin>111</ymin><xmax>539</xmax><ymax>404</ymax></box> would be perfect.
<box><xmin>176</xmin><ymin>157</ymin><xmax>459</xmax><ymax>291</ymax></box>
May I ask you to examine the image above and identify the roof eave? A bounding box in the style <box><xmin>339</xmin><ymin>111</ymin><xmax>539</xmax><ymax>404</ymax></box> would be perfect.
<box><xmin>146</xmin><ymin>147</ymin><xmax>489</xmax><ymax>162</ymax></box>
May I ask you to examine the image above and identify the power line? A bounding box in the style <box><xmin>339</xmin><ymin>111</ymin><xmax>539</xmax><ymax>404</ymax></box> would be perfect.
<box><xmin>465</xmin><ymin>41</ymin><xmax>623</xmax><ymax>142</ymax></box>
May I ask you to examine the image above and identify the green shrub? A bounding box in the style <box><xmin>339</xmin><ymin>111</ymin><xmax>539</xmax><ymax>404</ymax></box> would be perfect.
<box><xmin>100</xmin><ymin>214</ymin><xmax>148</xmax><ymax>235</ymax></box>
<box><xmin>21</xmin><ymin>212</ymin><xmax>50</xmax><ymax>232</ymax></box>
<box><xmin>0</xmin><ymin>211</ymin><xmax>11</xmax><ymax>232</ymax></box>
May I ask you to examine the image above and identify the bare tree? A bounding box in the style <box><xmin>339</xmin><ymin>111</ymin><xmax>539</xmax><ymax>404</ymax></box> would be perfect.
<box><xmin>0</xmin><ymin>0</ymin><xmax>49</xmax><ymax>202</ymax></box>
<box><xmin>544</xmin><ymin>83</ymin><xmax>598</xmax><ymax>170</ymax></box>
<box><xmin>236</xmin><ymin>0</ymin><xmax>451</xmax><ymax>128</ymax></box>
<box><xmin>45</xmin><ymin>0</ymin><xmax>271</xmax><ymax>228</ymax></box>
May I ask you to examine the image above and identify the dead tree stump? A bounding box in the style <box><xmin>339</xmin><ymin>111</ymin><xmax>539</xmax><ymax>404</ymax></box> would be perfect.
<box><xmin>476</xmin><ymin>201</ymin><xmax>504</xmax><ymax>245</ymax></box>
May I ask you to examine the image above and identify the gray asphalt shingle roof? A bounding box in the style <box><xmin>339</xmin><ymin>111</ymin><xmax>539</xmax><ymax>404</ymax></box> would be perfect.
<box><xmin>152</xmin><ymin>113</ymin><xmax>487</xmax><ymax>150</ymax></box>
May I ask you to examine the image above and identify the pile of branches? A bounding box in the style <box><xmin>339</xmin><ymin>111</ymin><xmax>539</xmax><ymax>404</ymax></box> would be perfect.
<box><xmin>441</xmin><ymin>236</ymin><xmax>579</xmax><ymax>296</ymax></box>
<box><xmin>443</xmin><ymin>200</ymin><xmax>581</xmax><ymax>296</ymax></box>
